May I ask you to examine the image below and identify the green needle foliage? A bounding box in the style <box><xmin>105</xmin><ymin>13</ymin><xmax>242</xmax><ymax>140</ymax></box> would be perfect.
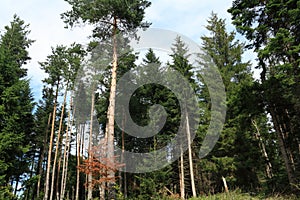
<box><xmin>62</xmin><ymin>0</ymin><xmax>151</xmax><ymax>39</ymax></box>
<box><xmin>229</xmin><ymin>0</ymin><xmax>300</xmax><ymax>192</ymax></box>
<box><xmin>196</xmin><ymin>13</ymin><xmax>264</xmax><ymax>194</ymax></box>
<box><xmin>0</xmin><ymin>15</ymin><xmax>35</xmax><ymax>198</ymax></box>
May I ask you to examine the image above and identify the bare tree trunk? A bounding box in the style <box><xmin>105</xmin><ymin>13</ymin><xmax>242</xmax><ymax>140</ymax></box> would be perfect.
<box><xmin>75</xmin><ymin>124</ymin><xmax>82</xmax><ymax>200</ymax></box>
<box><xmin>50</xmin><ymin>85</ymin><xmax>69</xmax><ymax>200</ymax></box>
<box><xmin>222</xmin><ymin>176</ymin><xmax>229</xmax><ymax>193</ymax></box>
<box><xmin>99</xmin><ymin>182</ymin><xmax>105</xmax><ymax>200</ymax></box>
<box><xmin>179</xmin><ymin>146</ymin><xmax>185</xmax><ymax>199</ymax></box>
<box><xmin>62</xmin><ymin>136</ymin><xmax>71</xmax><ymax>200</ymax></box>
<box><xmin>106</xmin><ymin>16</ymin><xmax>118</xmax><ymax>198</ymax></box>
<box><xmin>186</xmin><ymin>113</ymin><xmax>196</xmax><ymax>197</ymax></box>
<box><xmin>60</xmin><ymin>96</ymin><xmax>74</xmax><ymax>200</ymax></box>
<box><xmin>88</xmin><ymin>88</ymin><xmax>95</xmax><ymax>200</ymax></box>
<box><xmin>261</xmin><ymin>66</ymin><xmax>297</xmax><ymax>190</ymax></box>
<box><xmin>56</xmin><ymin>148</ymin><xmax>62</xmax><ymax>200</ymax></box>
<box><xmin>269</xmin><ymin>107</ymin><xmax>296</xmax><ymax>187</ymax></box>
<box><xmin>252</xmin><ymin>119</ymin><xmax>273</xmax><ymax>179</ymax></box>
<box><xmin>37</xmin><ymin>113</ymin><xmax>51</xmax><ymax>198</ymax></box>
<box><xmin>60</xmin><ymin>109</ymin><xmax>71</xmax><ymax>200</ymax></box>
<box><xmin>120</xmin><ymin>107</ymin><xmax>127</xmax><ymax>198</ymax></box>
<box><xmin>44</xmin><ymin>82</ymin><xmax>59</xmax><ymax>200</ymax></box>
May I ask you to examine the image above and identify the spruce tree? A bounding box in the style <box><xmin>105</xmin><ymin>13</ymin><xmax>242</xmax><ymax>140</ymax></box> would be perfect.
<box><xmin>197</xmin><ymin>13</ymin><xmax>261</xmax><ymax>193</ymax></box>
<box><xmin>131</xmin><ymin>49</ymin><xmax>173</xmax><ymax>199</ymax></box>
<box><xmin>0</xmin><ymin>15</ymin><xmax>34</xmax><ymax>198</ymax></box>
<box><xmin>228</xmin><ymin>0</ymin><xmax>300</xmax><ymax>191</ymax></box>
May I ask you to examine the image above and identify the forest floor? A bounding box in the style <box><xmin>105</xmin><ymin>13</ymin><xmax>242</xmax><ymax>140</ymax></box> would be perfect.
<box><xmin>188</xmin><ymin>190</ymin><xmax>298</xmax><ymax>200</ymax></box>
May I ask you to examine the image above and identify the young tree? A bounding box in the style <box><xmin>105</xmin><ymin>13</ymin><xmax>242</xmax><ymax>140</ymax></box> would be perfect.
<box><xmin>62</xmin><ymin>1</ymin><xmax>151</xmax><ymax>197</ymax></box>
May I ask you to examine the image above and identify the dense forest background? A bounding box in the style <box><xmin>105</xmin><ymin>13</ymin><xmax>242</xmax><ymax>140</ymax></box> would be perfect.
<box><xmin>0</xmin><ymin>0</ymin><xmax>299</xmax><ymax>199</ymax></box>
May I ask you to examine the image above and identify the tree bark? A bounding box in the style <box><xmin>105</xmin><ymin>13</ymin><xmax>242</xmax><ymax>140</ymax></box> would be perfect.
<box><xmin>60</xmin><ymin>96</ymin><xmax>74</xmax><ymax>200</ymax></box>
<box><xmin>88</xmin><ymin>87</ymin><xmax>95</xmax><ymax>200</ymax></box>
<box><xmin>106</xmin><ymin>16</ymin><xmax>118</xmax><ymax>199</ymax></box>
<box><xmin>56</xmin><ymin>146</ymin><xmax>62</xmax><ymax>200</ymax></box>
<box><xmin>75</xmin><ymin>123</ymin><xmax>82</xmax><ymax>200</ymax></box>
<box><xmin>50</xmin><ymin>85</ymin><xmax>68</xmax><ymax>200</ymax></box>
<box><xmin>37</xmin><ymin>112</ymin><xmax>51</xmax><ymax>199</ymax></box>
<box><xmin>120</xmin><ymin>107</ymin><xmax>127</xmax><ymax>198</ymax></box>
<box><xmin>44</xmin><ymin>82</ymin><xmax>59</xmax><ymax>200</ymax></box>
<box><xmin>269</xmin><ymin>106</ymin><xmax>296</xmax><ymax>187</ymax></box>
<box><xmin>179</xmin><ymin>146</ymin><xmax>185</xmax><ymax>199</ymax></box>
<box><xmin>186</xmin><ymin>113</ymin><xmax>196</xmax><ymax>197</ymax></box>
<box><xmin>222</xmin><ymin>176</ymin><xmax>229</xmax><ymax>193</ymax></box>
<box><xmin>252</xmin><ymin>119</ymin><xmax>273</xmax><ymax>179</ymax></box>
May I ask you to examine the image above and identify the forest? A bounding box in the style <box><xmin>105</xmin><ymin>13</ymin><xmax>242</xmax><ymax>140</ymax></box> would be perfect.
<box><xmin>0</xmin><ymin>0</ymin><xmax>300</xmax><ymax>199</ymax></box>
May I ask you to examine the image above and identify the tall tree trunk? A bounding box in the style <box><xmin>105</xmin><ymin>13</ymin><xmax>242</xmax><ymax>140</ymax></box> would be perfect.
<box><xmin>269</xmin><ymin>106</ymin><xmax>296</xmax><ymax>187</ymax></box>
<box><xmin>252</xmin><ymin>119</ymin><xmax>273</xmax><ymax>179</ymax></box>
<box><xmin>81</xmin><ymin>123</ymin><xmax>85</xmax><ymax>157</ymax></box>
<box><xmin>37</xmin><ymin>113</ymin><xmax>51</xmax><ymax>198</ymax></box>
<box><xmin>50</xmin><ymin>85</ymin><xmax>69</xmax><ymax>200</ymax></box>
<box><xmin>99</xmin><ymin>182</ymin><xmax>105</xmax><ymax>200</ymax></box>
<box><xmin>75</xmin><ymin>124</ymin><xmax>82</xmax><ymax>200</ymax></box>
<box><xmin>62</xmin><ymin>136</ymin><xmax>71</xmax><ymax>200</ymax></box>
<box><xmin>14</xmin><ymin>178</ymin><xmax>19</xmax><ymax>196</ymax></box>
<box><xmin>88</xmin><ymin>87</ymin><xmax>95</xmax><ymax>200</ymax></box>
<box><xmin>44</xmin><ymin>82</ymin><xmax>60</xmax><ymax>200</ymax></box>
<box><xmin>27</xmin><ymin>152</ymin><xmax>36</xmax><ymax>200</ymax></box>
<box><xmin>121</xmin><ymin>108</ymin><xmax>127</xmax><ymax>198</ymax></box>
<box><xmin>186</xmin><ymin>113</ymin><xmax>196</xmax><ymax>197</ymax></box>
<box><xmin>179</xmin><ymin>146</ymin><xmax>185</xmax><ymax>199</ymax></box>
<box><xmin>56</xmin><ymin>146</ymin><xmax>63</xmax><ymax>200</ymax></box>
<box><xmin>60</xmin><ymin>96</ymin><xmax>74</xmax><ymax>200</ymax></box>
<box><xmin>106</xmin><ymin>16</ymin><xmax>118</xmax><ymax>198</ymax></box>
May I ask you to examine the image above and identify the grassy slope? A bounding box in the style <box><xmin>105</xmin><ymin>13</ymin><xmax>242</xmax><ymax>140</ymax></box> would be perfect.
<box><xmin>188</xmin><ymin>190</ymin><xmax>298</xmax><ymax>200</ymax></box>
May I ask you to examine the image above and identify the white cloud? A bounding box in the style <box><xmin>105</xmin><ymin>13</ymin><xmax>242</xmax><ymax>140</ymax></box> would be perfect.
<box><xmin>1</xmin><ymin>0</ymin><xmax>244</xmax><ymax>101</ymax></box>
<box><xmin>146</xmin><ymin>0</ymin><xmax>234</xmax><ymax>41</ymax></box>
<box><xmin>1</xmin><ymin>0</ymin><xmax>92</xmax><ymax>100</ymax></box>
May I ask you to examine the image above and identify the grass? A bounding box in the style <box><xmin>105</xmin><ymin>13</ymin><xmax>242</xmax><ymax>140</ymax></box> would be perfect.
<box><xmin>188</xmin><ymin>190</ymin><xmax>298</xmax><ymax>200</ymax></box>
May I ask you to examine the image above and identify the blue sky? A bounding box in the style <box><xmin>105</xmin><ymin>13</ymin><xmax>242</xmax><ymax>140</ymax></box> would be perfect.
<box><xmin>1</xmin><ymin>0</ymin><xmax>254</xmax><ymax>101</ymax></box>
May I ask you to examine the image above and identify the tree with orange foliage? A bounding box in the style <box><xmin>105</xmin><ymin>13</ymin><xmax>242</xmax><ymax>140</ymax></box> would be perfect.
<box><xmin>78</xmin><ymin>139</ymin><xmax>124</xmax><ymax>199</ymax></box>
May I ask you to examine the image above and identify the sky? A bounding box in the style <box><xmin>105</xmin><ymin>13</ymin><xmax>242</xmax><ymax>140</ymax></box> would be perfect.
<box><xmin>0</xmin><ymin>0</ymin><xmax>255</xmax><ymax>101</ymax></box>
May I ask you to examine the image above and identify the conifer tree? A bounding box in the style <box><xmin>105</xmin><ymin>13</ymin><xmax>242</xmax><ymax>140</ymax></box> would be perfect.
<box><xmin>40</xmin><ymin>44</ymin><xmax>84</xmax><ymax>200</ymax></box>
<box><xmin>131</xmin><ymin>49</ymin><xmax>173</xmax><ymax>199</ymax></box>
<box><xmin>168</xmin><ymin>36</ymin><xmax>199</xmax><ymax>198</ymax></box>
<box><xmin>62</xmin><ymin>2</ymin><xmax>151</xmax><ymax>197</ymax></box>
<box><xmin>0</xmin><ymin>15</ymin><xmax>34</xmax><ymax>198</ymax></box>
<box><xmin>197</xmin><ymin>13</ymin><xmax>262</xmax><ymax>193</ymax></box>
<box><xmin>228</xmin><ymin>0</ymin><xmax>300</xmax><ymax>191</ymax></box>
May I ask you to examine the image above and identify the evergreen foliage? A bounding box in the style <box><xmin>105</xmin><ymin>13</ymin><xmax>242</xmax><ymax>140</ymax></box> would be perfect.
<box><xmin>0</xmin><ymin>15</ymin><xmax>35</xmax><ymax>198</ymax></box>
<box><xmin>0</xmin><ymin>2</ymin><xmax>299</xmax><ymax>199</ymax></box>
